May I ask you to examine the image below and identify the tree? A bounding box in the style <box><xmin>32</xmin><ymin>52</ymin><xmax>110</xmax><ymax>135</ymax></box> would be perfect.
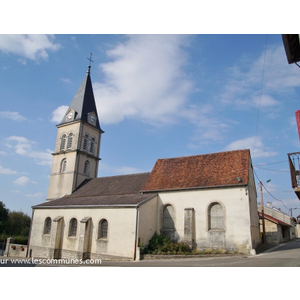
<box><xmin>0</xmin><ymin>201</ymin><xmax>9</xmax><ymax>234</ymax></box>
<box><xmin>7</xmin><ymin>211</ymin><xmax>31</xmax><ymax>237</ymax></box>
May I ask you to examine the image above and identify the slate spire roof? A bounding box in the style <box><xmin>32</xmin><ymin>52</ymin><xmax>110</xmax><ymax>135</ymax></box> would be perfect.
<box><xmin>58</xmin><ymin>65</ymin><xmax>103</xmax><ymax>132</ymax></box>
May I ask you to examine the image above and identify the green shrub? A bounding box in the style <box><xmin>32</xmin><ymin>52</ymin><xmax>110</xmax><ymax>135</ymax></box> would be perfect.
<box><xmin>12</xmin><ymin>235</ymin><xmax>28</xmax><ymax>245</ymax></box>
<box><xmin>0</xmin><ymin>234</ymin><xmax>28</xmax><ymax>245</ymax></box>
<box><xmin>145</xmin><ymin>232</ymin><xmax>191</xmax><ymax>255</ymax></box>
<box><xmin>147</xmin><ymin>232</ymin><xmax>171</xmax><ymax>252</ymax></box>
<box><xmin>138</xmin><ymin>238</ymin><xmax>145</xmax><ymax>253</ymax></box>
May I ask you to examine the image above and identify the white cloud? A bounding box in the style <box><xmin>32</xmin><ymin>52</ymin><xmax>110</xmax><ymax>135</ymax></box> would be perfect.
<box><xmin>185</xmin><ymin>104</ymin><xmax>234</xmax><ymax>147</ymax></box>
<box><xmin>0</xmin><ymin>165</ymin><xmax>17</xmax><ymax>175</ymax></box>
<box><xmin>235</xmin><ymin>94</ymin><xmax>281</xmax><ymax>110</ymax></box>
<box><xmin>14</xmin><ymin>176</ymin><xmax>36</xmax><ymax>186</ymax></box>
<box><xmin>6</xmin><ymin>136</ymin><xmax>53</xmax><ymax>166</ymax></box>
<box><xmin>187</xmin><ymin>43</ymin><xmax>299</xmax><ymax>148</ymax></box>
<box><xmin>51</xmin><ymin>105</ymin><xmax>68</xmax><ymax>123</ymax></box>
<box><xmin>98</xmin><ymin>162</ymin><xmax>143</xmax><ymax>176</ymax></box>
<box><xmin>116</xmin><ymin>166</ymin><xmax>143</xmax><ymax>175</ymax></box>
<box><xmin>25</xmin><ymin>192</ymin><xmax>43</xmax><ymax>198</ymax></box>
<box><xmin>0</xmin><ymin>111</ymin><xmax>26</xmax><ymax>121</ymax></box>
<box><xmin>223</xmin><ymin>136</ymin><xmax>278</xmax><ymax>158</ymax></box>
<box><xmin>94</xmin><ymin>35</ymin><xmax>193</xmax><ymax>125</ymax></box>
<box><xmin>0</xmin><ymin>34</ymin><xmax>61</xmax><ymax>61</ymax></box>
<box><xmin>220</xmin><ymin>44</ymin><xmax>300</xmax><ymax>109</ymax></box>
<box><xmin>61</xmin><ymin>78</ymin><xmax>72</xmax><ymax>84</ymax></box>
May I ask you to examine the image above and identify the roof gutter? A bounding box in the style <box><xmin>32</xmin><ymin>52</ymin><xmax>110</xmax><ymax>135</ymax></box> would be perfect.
<box><xmin>32</xmin><ymin>194</ymin><xmax>157</xmax><ymax>210</ymax></box>
<box><xmin>32</xmin><ymin>204</ymin><xmax>139</xmax><ymax>209</ymax></box>
<box><xmin>141</xmin><ymin>183</ymin><xmax>248</xmax><ymax>194</ymax></box>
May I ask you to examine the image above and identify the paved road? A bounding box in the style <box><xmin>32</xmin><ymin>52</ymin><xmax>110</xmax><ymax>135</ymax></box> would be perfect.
<box><xmin>1</xmin><ymin>239</ymin><xmax>300</xmax><ymax>267</ymax></box>
<box><xmin>99</xmin><ymin>238</ymin><xmax>300</xmax><ymax>267</ymax></box>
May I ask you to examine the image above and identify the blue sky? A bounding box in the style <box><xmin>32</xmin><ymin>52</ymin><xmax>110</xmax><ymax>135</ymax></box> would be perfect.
<box><xmin>1</xmin><ymin>34</ymin><xmax>300</xmax><ymax>217</ymax></box>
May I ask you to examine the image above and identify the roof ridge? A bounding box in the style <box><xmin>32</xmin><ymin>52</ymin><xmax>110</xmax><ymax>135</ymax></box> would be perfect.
<box><xmin>156</xmin><ymin>149</ymin><xmax>250</xmax><ymax>161</ymax></box>
<box><xmin>66</xmin><ymin>192</ymin><xmax>144</xmax><ymax>199</ymax></box>
<box><xmin>93</xmin><ymin>172</ymin><xmax>151</xmax><ymax>180</ymax></box>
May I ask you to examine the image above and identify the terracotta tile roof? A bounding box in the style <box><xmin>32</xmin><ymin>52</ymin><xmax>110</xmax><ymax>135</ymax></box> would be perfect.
<box><xmin>34</xmin><ymin>150</ymin><xmax>251</xmax><ymax>208</ymax></box>
<box><xmin>141</xmin><ymin>149</ymin><xmax>251</xmax><ymax>192</ymax></box>
<box><xmin>34</xmin><ymin>173</ymin><xmax>153</xmax><ymax>208</ymax></box>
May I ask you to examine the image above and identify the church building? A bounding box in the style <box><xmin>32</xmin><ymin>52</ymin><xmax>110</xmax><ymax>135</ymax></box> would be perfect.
<box><xmin>28</xmin><ymin>65</ymin><xmax>261</xmax><ymax>260</ymax></box>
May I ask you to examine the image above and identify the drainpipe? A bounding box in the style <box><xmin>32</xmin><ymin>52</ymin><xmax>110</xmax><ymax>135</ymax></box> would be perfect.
<box><xmin>134</xmin><ymin>206</ymin><xmax>139</xmax><ymax>261</ymax></box>
<box><xmin>27</xmin><ymin>208</ymin><xmax>35</xmax><ymax>257</ymax></box>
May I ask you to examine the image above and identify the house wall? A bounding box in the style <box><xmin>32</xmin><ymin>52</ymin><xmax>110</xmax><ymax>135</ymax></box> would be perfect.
<box><xmin>258</xmin><ymin>205</ymin><xmax>296</xmax><ymax>242</ymax></box>
<box><xmin>138</xmin><ymin>196</ymin><xmax>158</xmax><ymax>247</ymax></box>
<box><xmin>296</xmin><ymin>224</ymin><xmax>300</xmax><ymax>238</ymax></box>
<box><xmin>155</xmin><ymin>186</ymin><xmax>258</xmax><ymax>254</ymax></box>
<box><xmin>263</xmin><ymin>220</ymin><xmax>281</xmax><ymax>244</ymax></box>
<box><xmin>29</xmin><ymin>207</ymin><xmax>137</xmax><ymax>260</ymax></box>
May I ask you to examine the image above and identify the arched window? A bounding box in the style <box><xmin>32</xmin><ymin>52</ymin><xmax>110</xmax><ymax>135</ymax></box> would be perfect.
<box><xmin>69</xmin><ymin>218</ymin><xmax>77</xmax><ymax>237</ymax></box>
<box><xmin>60</xmin><ymin>159</ymin><xmax>67</xmax><ymax>173</ymax></box>
<box><xmin>98</xmin><ymin>219</ymin><xmax>108</xmax><ymax>239</ymax></box>
<box><xmin>89</xmin><ymin>137</ymin><xmax>95</xmax><ymax>154</ymax></box>
<box><xmin>67</xmin><ymin>133</ymin><xmax>73</xmax><ymax>149</ymax></box>
<box><xmin>83</xmin><ymin>134</ymin><xmax>89</xmax><ymax>151</ymax></box>
<box><xmin>43</xmin><ymin>217</ymin><xmax>51</xmax><ymax>234</ymax></box>
<box><xmin>163</xmin><ymin>205</ymin><xmax>175</xmax><ymax>229</ymax></box>
<box><xmin>84</xmin><ymin>160</ymin><xmax>90</xmax><ymax>176</ymax></box>
<box><xmin>209</xmin><ymin>203</ymin><xmax>224</xmax><ymax>230</ymax></box>
<box><xmin>60</xmin><ymin>134</ymin><xmax>67</xmax><ymax>150</ymax></box>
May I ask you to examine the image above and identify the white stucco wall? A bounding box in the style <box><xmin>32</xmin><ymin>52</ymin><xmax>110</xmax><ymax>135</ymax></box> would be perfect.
<box><xmin>138</xmin><ymin>196</ymin><xmax>158</xmax><ymax>247</ymax></box>
<box><xmin>155</xmin><ymin>186</ymin><xmax>258</xmax><ymax>253</ymax></box>
<box><xmin>30</xmin><ymin>206</ymin><xmax>138</xmax><ymax>260</ymax></box>
<box><xmin>296</xmin><ymin>224</ymin><xmax>300</xmax><ymax>238</ymax></box>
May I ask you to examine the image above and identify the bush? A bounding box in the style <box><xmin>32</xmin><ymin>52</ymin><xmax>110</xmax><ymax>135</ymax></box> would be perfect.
<box><xmin>145</xmin><ymin>232</ymin><xmax>191</xmax><ymax>255</ymax></box>
<box><xmin>12</xmin><ymin>235</ymin><xmax>29</xmax><ymax>245</ymax></box>
<box><xmin>0</xmin><ymin>234</ymin><xmax>28</xmax><ymax>245</ymax></box>
<box><xmin>147</xmin><ymin>232</ymin><xmax>171</xmax><ymax>252</ymax></box>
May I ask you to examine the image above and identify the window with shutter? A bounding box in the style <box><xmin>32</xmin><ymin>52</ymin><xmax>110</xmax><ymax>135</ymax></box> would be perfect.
<box><xmin>69</xmin><ymin>218</ymin><xmax>77</xmax><ymax>237</ymax></box>
<box><xmin>98</xmin><ymin>219</ymin><xmax>108</xmax><ymax>239</ymax></box>
<box><xmin>60</xmin><ymin>134</ymin><xmax>67</xmax><ymax>150</ymax></box>
<box><xmin>67</xmin><ymin>133</ymin><xmax>73</xmax><ymax>149</ymax></box>
<box><xmin>209</xmin><ymin>203</ymin><xmax>224</xmax><ymax>230</ymax></box>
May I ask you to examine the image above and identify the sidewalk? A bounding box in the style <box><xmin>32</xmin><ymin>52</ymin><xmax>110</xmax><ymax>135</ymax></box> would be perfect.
<box><xmin>255</xmin><ymin>243</ymin><xmax>277</xmax><ymax>254</ymax></box>
<box><xmin>255</xmin><ymin>239</ymin><xmax>298</xmax><ymax>254</ymax></box>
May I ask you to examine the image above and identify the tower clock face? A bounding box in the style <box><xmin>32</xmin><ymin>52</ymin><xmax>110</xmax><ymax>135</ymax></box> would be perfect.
<box><xmin>68</xmin><ymin>112</ymin><xmax>73</xmax><ymax>119</ymax></box>
<box><xmin>90</xmin><ymin>115</ymin><xmax>95</xmax><ymax>123</ymax></box>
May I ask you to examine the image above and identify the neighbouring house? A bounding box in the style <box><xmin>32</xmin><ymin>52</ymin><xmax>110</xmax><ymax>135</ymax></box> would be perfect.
<box><xmin>28</xmin><ymin>65</ymin><xmax>261</xmax><ymax>261</ymax></box>
<box><xmin>258</xmin><ymin>203</ymin><xmax>297</xmax><ymax>244</ymax></box>
<box><xmin>296</xmin><ymin>214</ymin><xmax>300</xmax><ymax>238</ymax></box>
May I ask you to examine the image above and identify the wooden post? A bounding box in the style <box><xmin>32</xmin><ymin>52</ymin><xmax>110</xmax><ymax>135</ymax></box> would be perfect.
<box><xmin>260</xmin><ymin>181</ymin><xmax>266</xmax><ymax>244</ymax></box>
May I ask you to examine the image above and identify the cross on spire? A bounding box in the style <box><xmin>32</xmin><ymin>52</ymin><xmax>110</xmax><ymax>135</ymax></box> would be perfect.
<box><xmin>87</xmin><ymin>53</ymin><xmax>93</xmax><ymax>74</ymax></box>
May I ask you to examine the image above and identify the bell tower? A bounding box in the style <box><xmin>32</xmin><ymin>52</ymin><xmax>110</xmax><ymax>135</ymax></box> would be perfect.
<box><xmin>46</xmin><ymin>61</ymin><xmax>104</xmax><ymax>201</ymax></box>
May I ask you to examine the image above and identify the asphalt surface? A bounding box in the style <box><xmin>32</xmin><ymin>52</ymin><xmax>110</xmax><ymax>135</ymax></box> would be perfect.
<box><xmin>1</xmin><ymin>238</ymin><xmax>300</xmax><ymax>267</ymax></box>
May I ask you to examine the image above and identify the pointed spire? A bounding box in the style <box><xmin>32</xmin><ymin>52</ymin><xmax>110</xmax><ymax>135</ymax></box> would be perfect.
<box><xmin>58</xmin><ymin>58</ymin><xmax>103</xmax><ymax>133</ymax></box>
